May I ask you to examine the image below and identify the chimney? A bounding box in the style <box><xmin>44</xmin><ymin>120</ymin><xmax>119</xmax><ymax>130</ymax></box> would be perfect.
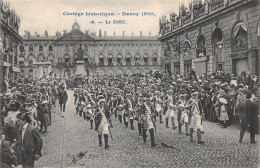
<box><xmin>140</xmin><ymin>31</ymin><xmax>142</xmax><ymax>37</ymax></box>
<box><xmin>123</xmin><ymin>31</ymin><xmax>125</xmax><ymax>36</ymax></box>
<box><xmin>104</xmin><ymin>31</ymin><xmax>106</xmax><ymax>36</ymax></box>
<box><xmin>99</xmin><ymin>29</ymin><xmax>102</xmax><ymax>37</ymax></box>
<box><xmin>113</xmin><ymin>31</ymin><xmax>116</xmax><ymax>36</ymax></box>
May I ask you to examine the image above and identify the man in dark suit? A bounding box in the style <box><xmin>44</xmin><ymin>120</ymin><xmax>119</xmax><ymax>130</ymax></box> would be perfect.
<box><xmin>58</xmin><ymin>87</ymin><xmax>68</xmax><ymax>112</ymax></box>
<box><xmin>16</xmin><ymin>114</ymin><xmax>43</xmax><ymax>168</ymax></box>
<box><xmin>239</xmin><ymin>93</ymin><xmax>257</xmax><ymax>144</ymax></box>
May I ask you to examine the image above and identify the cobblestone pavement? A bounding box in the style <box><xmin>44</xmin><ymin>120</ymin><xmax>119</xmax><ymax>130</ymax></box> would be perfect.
<box><xmin>35</xmin><ymin>90</ymin><xmax>260</xmax><ymax>168</ymax></box>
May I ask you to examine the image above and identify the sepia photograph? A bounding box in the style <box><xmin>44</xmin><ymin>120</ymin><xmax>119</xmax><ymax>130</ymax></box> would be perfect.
<box><xmin>0</xmin><ymin>0</ymin><xmax>259</xmax><ymax>167</ymax></box>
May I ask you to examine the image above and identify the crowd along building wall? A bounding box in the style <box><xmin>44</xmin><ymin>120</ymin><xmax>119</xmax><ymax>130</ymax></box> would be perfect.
<box><xmin>158</xmin><ymin>0</ymin><xmax>260</xmax><ymax>77</ymax></box>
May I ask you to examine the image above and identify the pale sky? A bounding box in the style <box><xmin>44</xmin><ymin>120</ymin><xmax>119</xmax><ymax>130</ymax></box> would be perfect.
<box><xmin>7</xmin><ymin>0</ymin><xmax>191</xmax><ymax>37</ymax></box>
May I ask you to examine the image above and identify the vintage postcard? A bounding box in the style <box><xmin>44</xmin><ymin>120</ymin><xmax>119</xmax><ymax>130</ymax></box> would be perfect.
<box><xmin>0</xmin><ymin>0</ymin><xmax>259</xmax><ymax>167</ymax></box>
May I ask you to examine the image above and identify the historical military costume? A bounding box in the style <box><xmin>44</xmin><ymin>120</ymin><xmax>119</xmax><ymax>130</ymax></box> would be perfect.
<box><xmin>143</xmin><ymin>97</ymin><xmax>156</xmax><ymax>147</ymax></box>
<box><xmin>135</xmin><ymin>96</ymin><xmax>145</xmax><ymax>136</ymax></box>
<box><xmin>125</xmin><ymin>93</ymin><xmax>135</xmax><ymax>130</ymax></box>
<box><xmin>176</xmin><ymin>93</ymin><xmax>188</xmax><ymax>133</ymax></box>
<box><xmin>188</xmin><ymin>91</ymin><xmax>205</xmax><ymax>144</ymax></box>
<box><xmin>95</xmin><ymin>99</ymin><xmax>112</xmax><ymax>149</ymax></box>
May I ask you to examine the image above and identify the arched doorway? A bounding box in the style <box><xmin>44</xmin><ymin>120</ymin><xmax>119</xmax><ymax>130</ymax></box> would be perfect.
<box><xmin>125</xmin><ymin>69</ymin><xmax>132</xmax><ymax>75</ymax></box>
<box><xmin>117</xmin><ymin>69</ymin><xmax>123</xmax><ymax>75</ymax></box>
<box><xmin>212</xmin><ymin>28</ymin><xmax>223</xmax><ymax>72</ymax></box>
<box><xmin>64</xmin><ymin>69</ymin><xmax>71</xmax><ymax>77</ymax></box>
<box><xmin>135</xmin><ymin>68</ymin><xmax>141</xmax><ymax>74</ymax></box>
<box><xmin>98</xmin><ymin>69</ymin><xmax>105</xmax><ymax>75</ymax></box>
<box><xmin>108</xmin><ymin>69</ymin><xmax>114</xmax><ymax>75</ymax></box>
<box><xmin>231</xmin><ymin>22</ymin><xmax>248</xmax><ymax>75</ymax></box>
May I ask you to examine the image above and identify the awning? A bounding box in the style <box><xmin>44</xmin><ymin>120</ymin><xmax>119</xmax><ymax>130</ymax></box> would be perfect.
<box><xmin>233</xmin><ymin>22</ymin><xmax>247</xmax><ymax>37</ymax></box>
<box><xmin>99</xmin><ymin>55</ymin><xmax>104</xmax><ymax>58</ymax></box>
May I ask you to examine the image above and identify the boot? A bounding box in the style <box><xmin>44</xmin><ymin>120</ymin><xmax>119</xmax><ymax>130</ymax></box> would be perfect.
<box><xmin>185</xmin><ymin>123</ymin><xmax>189</xmax><ymax>136</ymax></box>
<box><xmin>90</xmin><ymin>120</ymin><xmax>93</xmax><ymax>129</ymax></box>
<box><xmin>197</xmin><ymin>129</ymin><xmax>205</xmax><ymax>144</ymax></box>
<box><xmin>166</xmin><ymin>118</ymin><xmax>169</xmax><ymax>128</ymax></box>
<box><xmin>125</xmin><ymin>122</ymin><xmax>128</xmax><ymax>128</ymax></box>
<box><xmin>223</xmin><ymin>122</ymin><xmax>227</xmax><ymax>128</ymax></box>
<box><xmin>189</xmin><ymin>128</ymin><xmax>194</xmax><ymax>142</ymax></box>
<box><xmin>104</xmin><ymin>134</ymin><xmax>109</xmax><ymax>149</ymax></box>
<box><xmin>98</xmin><ymin>135</ymin><xmax>102</xmax><ymax>146</ymax></box>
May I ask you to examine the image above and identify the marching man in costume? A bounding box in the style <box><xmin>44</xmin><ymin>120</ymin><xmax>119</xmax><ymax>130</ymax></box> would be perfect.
<box><xmin>154</xmin><ymin>91</ymin><xmax>163</xmax><ymax>124</ymax></box>
<box><xmin>188</xmin><ymin>91</ymin><xmax>205</xmax><ymax>144</ymax></box>
<box><xmin>176</xmin><ymin>93</ymin><xmax>188</xmax><ymax>133</ymax></box>
<box><xmin>143</xmin><ymin>96</ymin><xmax>156</xmax><ymax>147</ymax></box>
<box><xmin>178</xmin><ymin>104</ymin><xmax>189</xmax><ymax>135</ymax></box>
<box><xmin>95</xmin><ymin>98</ymin><xmax>112</xmax><ymax>149</ymax></box>
<box><xmin>135</xmin><ymin>95</ymin><xmax>145</xmax><ymax>136</ymax></box>
<box><xmin>125</xmin><ymin>93</ymin><xmax>135</xmax><ymax>130</ymax></box>
<box><xmin>164</xmin><ymin>90</ymin><xmax>176</xmax><ymax>128</ymax></box>
<box><xmin>117</xmin><ymin>104</ymin><xmax>124</xmax><ymax>123</ymax></box>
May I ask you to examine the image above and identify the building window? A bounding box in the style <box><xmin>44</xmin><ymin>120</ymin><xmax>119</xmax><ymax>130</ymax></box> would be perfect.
<box><xmin>152</xmin><ymin>57</ymin><xmax>157</xmax><ymax>65</ymax></box>
<box><xmin>9</xmin><ymin>55</ymin><xmax>13</xmax><ymax>64</ymax></box>
<box><xmin>99</xmin><ymin>58</ymin><xmax>104</xmax><ymax>66</ymax></box>
<box><xmin>84</xmin><ymin>58</ymin><xmax>89</xmax><ymax>64</ymax></box>
<box><xmin>218</xmin><ymin>63</ymin><xmax>223</xmax><ymax>71</ymax></box>
<box><xmin>65</xmin><ymin>45</ymin><xmax>69</xmax><ymax>51</ymax></box>
<box><xmin>49</xmin><ymin>45</ymin><xmax>53</xmax><ymax>52</ymax></box>
<box><xmin>19</xmin><ymin>45</ymin><xmax>24</xmax><ymax>52</ymax></box>
<box><xmin>29</xmin><ymin>59</ymin><xmax>33</xmax><ymax>64</ymax></box>
<box><xmin>65</xmin><ymin>57</ymin><xmax>70</xmax><ymax>63</ymax></box>
<box><xmin>108</xmin><ymin>58</ymin><xmax>113</xmax><ymax>66</ymax></box>
<box><xmin>126</xmin><ymin>58</ymin><xmax>131</xmax><ymax>66</ymax></box>
<box><xmin>144</xmin><ymin>58</ymin><xmax>149</xmax><ymax>65</ymax></box>
<box><xmin>117</xmin><ymin>58</ymin><xmax>122</xmax><ymax>66</ymax></box>
<box><xmin>29</xmin><ymin>45</ymin><xmax>33</xmax><ymax>52</ymax></box>
<box><xmin>39</xmin><ymin>45</ymin><xmax>43</xmax><ymax>52</ymax></box>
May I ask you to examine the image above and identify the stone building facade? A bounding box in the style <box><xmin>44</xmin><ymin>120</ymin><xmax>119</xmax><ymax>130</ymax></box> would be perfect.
<box><xmin>18</xmin><ymin>22</ymin><xmax>162</xmax><ymax>79</ymax></box>
<box><xmin>159</xmin><ymin>0</ymin><xmax>260</xmax><ymax>77</ymax></box>
<box><xmin>0</xmin><ymin>0</ymin><xmax>22</xmax><ymax>83</ymax></box>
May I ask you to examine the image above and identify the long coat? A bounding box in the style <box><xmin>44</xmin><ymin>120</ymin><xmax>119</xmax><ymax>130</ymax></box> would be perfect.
<box><xmin>16</xmin><ymin>123</ymin><xmax>43</xmax><ymax>166</ymax></box>
<box><xmin>58</xmin><ymin>90</ymin><xmax>68</xmax><ymax>104</ymax></box>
